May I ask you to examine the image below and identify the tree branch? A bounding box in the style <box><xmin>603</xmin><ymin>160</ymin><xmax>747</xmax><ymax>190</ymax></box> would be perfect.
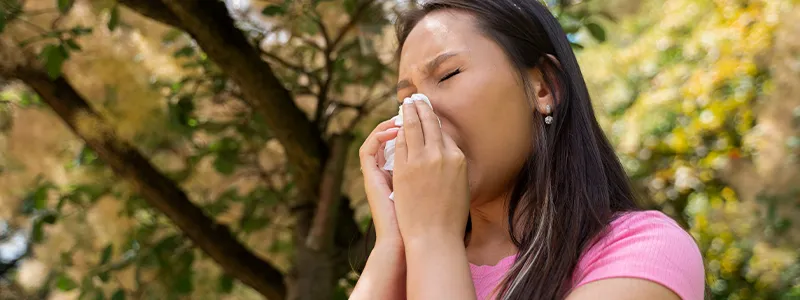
<box><xmin>136</xmin><ymin>0</ymin><xmax>328</xmax><ymax>196</ymax></box>
<box><xmin>300</xmin><ymin>36</ymin><xmax>325</xmax><ymax>51</ymax></box>
<box><xmin>118</xmin><ymin>0</ymin><xmax>183</xmax><ymax>29</ymax></box>
<box><xmin>345</xmin><ymin>88</ymin><xmax>395</xmax><ymax>131</ymax></box>
<box><xmin>0</xmin><ymin>42</ymin><xmax>287</xmax><ymax>297</ymax></box>
<box><xmin>261</xmin><ymin>50</ymin><xmax>321</xmax><ymax>86</ymax></box>
<box><xmin>306</xmin><ymin>134</ymin><xmax>353</xmax><ymax>251</ymax></box>
<box><xmin>331</xmin><ymin>0</ymin><xmax>375</xmax><ymax>50</ymax></box>
<box><xmin>313</xmin><ymin>0</ymin><xmax>376</xmax><ymax>130</ymax></box>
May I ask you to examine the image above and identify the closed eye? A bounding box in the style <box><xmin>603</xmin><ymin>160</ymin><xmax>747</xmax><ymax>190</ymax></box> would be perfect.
<box><xmin>439</xmin><ymin>68</ymin><xmax>461</xmax><ymax>83</ymax></box>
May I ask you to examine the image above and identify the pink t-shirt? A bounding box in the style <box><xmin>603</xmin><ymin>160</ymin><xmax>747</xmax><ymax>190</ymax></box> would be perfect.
<box><xmin>469</xmin><ymin>210</ymin><xmax>705</xmax><ymax>300</ymax></box>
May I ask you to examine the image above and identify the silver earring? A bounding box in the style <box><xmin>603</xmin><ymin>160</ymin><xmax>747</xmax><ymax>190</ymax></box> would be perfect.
<box><xmin>544</xmin><ymin>105</ymin><xmax>553</xmax><ymax>125</ymax></box>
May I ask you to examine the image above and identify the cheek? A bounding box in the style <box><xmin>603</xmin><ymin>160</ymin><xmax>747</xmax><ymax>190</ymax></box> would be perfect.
<box><xmin>444</xmin><ymin>80</ymin><xmax>534</xmax><ymax>197</ymax></box>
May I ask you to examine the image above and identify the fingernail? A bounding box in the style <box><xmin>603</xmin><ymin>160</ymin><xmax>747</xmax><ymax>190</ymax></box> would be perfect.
<box><xmin>386</xmin><ymin>127</ymin><xmax>399</xmax><ymax>133</ymax></box>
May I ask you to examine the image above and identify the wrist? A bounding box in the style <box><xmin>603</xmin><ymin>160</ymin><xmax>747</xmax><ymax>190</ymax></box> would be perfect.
<box><xmin>403</xmin><ymin>230</ymin><xmax>464</xmax><ymax>255</ymax></box>
<box><xmin>372</xmin><ymin>239</ymin><xmax>405</xmax><ymax>259</ymax></box>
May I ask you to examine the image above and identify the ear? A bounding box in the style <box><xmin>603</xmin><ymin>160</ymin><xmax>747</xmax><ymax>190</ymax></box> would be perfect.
<box><xmin>527</xmin><ymin>67</ymin><xmax>555</xmax><ymax>116</ymax></box>
<box><xmin>527</xmin><ymin>54</ymin><xmax>561</xmax><ymax>116</ymax></box>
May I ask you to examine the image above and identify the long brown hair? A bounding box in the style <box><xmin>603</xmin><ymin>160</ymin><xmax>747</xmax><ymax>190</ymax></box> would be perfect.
<box><xmin>396</xmin><ymin>1</ymin><xmax>640</xmax><ymax>299</ymax></box>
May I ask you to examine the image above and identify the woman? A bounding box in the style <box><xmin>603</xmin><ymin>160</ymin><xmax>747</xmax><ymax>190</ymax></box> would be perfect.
<box><xmin>351</xmin><ymin>1</ymin><xmax>705</xmax><ymax>299</ymax></box>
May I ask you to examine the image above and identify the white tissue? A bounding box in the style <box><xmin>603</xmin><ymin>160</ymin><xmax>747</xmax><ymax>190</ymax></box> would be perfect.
<box><xmin>394</xmin><ymin>93</ymin><xmax>434</xmax><ymax>126</ymax></box>
<box><xmin>383</xmin><ymin>93</ymin><xmax>440</xmax><ymax>201</ymax></box>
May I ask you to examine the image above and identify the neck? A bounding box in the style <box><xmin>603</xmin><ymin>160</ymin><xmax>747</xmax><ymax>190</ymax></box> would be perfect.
<box><xmin>466</xmin><ymin>196</ymin><xmax>517</xmax><ymax>265</ymax></box>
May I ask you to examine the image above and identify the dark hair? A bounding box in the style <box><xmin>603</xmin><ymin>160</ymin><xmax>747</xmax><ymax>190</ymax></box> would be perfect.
<box><xmin>396</xmin><ymin>1</ymin><xmax>640</xmax><ymax>299</ymax></box>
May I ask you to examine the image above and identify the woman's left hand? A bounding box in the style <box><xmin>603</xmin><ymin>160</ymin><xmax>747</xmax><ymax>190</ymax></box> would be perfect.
<box><xmin>392</xmin><ymin>98</ymin><xmax>471</xmax><ymax>245</ymax></box>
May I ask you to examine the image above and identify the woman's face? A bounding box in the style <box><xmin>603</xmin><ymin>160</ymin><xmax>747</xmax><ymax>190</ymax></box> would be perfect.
<box><xmin>397</xmin><ymin>9</ymin><xmax>544</xmax><ymax>204</ymax></box>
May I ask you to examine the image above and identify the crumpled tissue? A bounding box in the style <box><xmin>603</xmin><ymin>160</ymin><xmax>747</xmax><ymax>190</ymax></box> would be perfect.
<box><xmin>383</xmin><ymin>93</ymin><xmax>440</xmax><ymax>200</ymax></box>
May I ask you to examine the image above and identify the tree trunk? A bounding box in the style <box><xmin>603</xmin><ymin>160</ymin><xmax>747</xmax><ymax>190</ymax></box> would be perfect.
<box><xmin>290</xmin><ymin>135</ymin><xmax>355</xmax><ymax>300</ymax></box>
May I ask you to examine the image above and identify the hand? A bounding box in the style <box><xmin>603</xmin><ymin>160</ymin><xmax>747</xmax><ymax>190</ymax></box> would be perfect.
<box><xmin>359</xmin><ymin>119</ymin><xmax>402</xmax><ymax>246</ymax></box>
<box><xmin>392</xmin><ymin>99</ymin><xmax>470</xmax><ymax>245</ymax></box>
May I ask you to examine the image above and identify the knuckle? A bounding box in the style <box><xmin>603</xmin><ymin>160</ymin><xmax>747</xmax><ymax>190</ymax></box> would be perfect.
<box><xmin>422</xmin><ymin>151</ymin><xmax>443</xmax><ymax>165</ymax></box>
<box><xmin>404</xmin><ymin>118</ymin><xmax>420</xmax><ymax>128</ymax></box>
<box><xmin>358</xmin><ymin>143</ymin><xmax>371</xmax><ymax>156</ymax></box>
<box><xmin>446</xmin><ymin>151</ymin><xmax>466</xmax><ymax>164</ymax></box>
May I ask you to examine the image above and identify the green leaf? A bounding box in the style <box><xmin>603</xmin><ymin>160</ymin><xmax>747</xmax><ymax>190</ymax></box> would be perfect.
<box><xmin>211</xmin><ymin>76</ymin><xmax>227</xmax><ymax>93</ymax></box>
<box><xmin>562</xmin><ymin>23</ymin><xmax>581</xmax><ymax>34</ymax></box>
<box><xmin>22</xmin><ymin>183</ymin><xmax>53</xmax><ymax>215</ymax></box>
<box><xmin>162</xmin><ymin>30</ymin><xmax>183</xmax><ymax>44</ymax></box>
<box><xmin>343</xmin><ymin>0</ymin><xmax>358</xmax><ymax>15</ymax></box>
<box><xmin>76</xmin><ymin>146</ymin><xmax>99</xmax><ymax>166</ymax></box>
<box><xmin>570</xmin><ymin>42</ymin><xmax>584</xmax><ymax>50</ymax></box>
<box><xmin>32</xmin><ymin>185</ymin><xmax>50</xmax><ymax>210</ymax></box>
<box><xmin>282</xmin><ymin>182</ymin><xmax>295</xmax><ymax>195</ymax></box>
<box><xmin>332</xmin><ymin>286</ymin><xmax>349</xmax><ymax>300</ymax></box>
<box><xmin>178</xmin><ymin>250</ymin><xmax>195</xmax><ymax>268</ymax></box>
<box><xmin>169</xmin><ymin>95</ymin><xmax>195</xmax><ymax>132</ymax></box>
<box><xmin>0</xmin><ymin>8</ymin><xmax>7</xmax><ymax>33</ymax></box>
<box><xmin>250</xmin><ymin>188</ymin><xmax>279</xmax><ymax>206</ymax></box>
<box><xmin>65</xmin><ymin>39</ymin><xmax>81</xmax><ymax>51</ymax></box>
<box><xmin>60</xmin><ymin>252</ymin><xmax>74</xmax><ymax>266</ymax></box>
<box><xmin>173</xmin><ymin>46</ymin><xmax>195</xmax><ymax>58</ymax></box>
<box><xmin>213</xmin><ymin>155</ymin><xmax>237</xmax><ymax>175</ymax></box>
<box><xmin>70</xmin><ymin>26</ymin><xmax>93</xmax><ymax>36</ymax></box>
<box><xmin>32</xmin><ymin>220</ymin><xmax>44</xmax><ymax>242</ymax></box>
<box><xmin>154</xmin><ymin>235</ymin><xmax>181</xmax><ymax>253</ymax></box>
<box><xmin>98</xmin><ymin>271</ymin><xmax>110</xmax><ymax>282</ymax></box>
<box><xmin>174</xmin><ymin>270</ymin><xmax>194</xmax><ymax>294</ymax></box>
<box><xmin>241</xmin><ymin>216</ymin><xmax>270</xmax><ymax>233</ymax></box>
<box><xmin>42</xmin><ymin>213</ymin><xmax>57</xmax><ymax>224</ymax></box>
<box><xmin>212</xmin><ymin>137</ymin><xmax>240</xmax><ymax>175</ymax></box>
<box><xmin>100</xmin><ymin>244</ymin><xmax>113</xmax><ymax>264</ymax></box>
<box><xmin>586</xmin><ymin>22</ymin><xmax>606</xmax><ymax>43</ymax></box>
<box><xmin>298</xmin><ymin>17</ymin><xmax>318</xmax><ymax>35</ymax></box>
<box><xmin>111</xmin><ymin>290</ymin><xmax>125</xmax><ymax>300</ymax></box>
<box><xmin>57</xmin><ymin>0</ymin><xmax>75</xmax><ymax>14</ymax></box>
<box><xmin>218</xmin><ymin>275</ymin><xmax>234</xmax><ymax>293</ymax></box>
<box><xmin>312</xmin><ymin>0</ymin><xmax>335</xmax><ymax>7</ymax></box>
<box><xmin>261</xmin><ymin>5</ymin><xmax>286</xmax><ymax>16</ymax></box>
<box><xmin>55</xmin><ymin>274</ymin><xmax>78</xmax><ymax>291</ymax></box>
<box><xmin>311</xmin><ymin>0</ymin><xmax>333</xmax><ymax>6</ymax></box>
<box><xmin>108</xmin><ymin>6</ymin><xmax>120</xmax><ymax>31</ymax></box>
<box><xmin>268</xmin><ymin>238</ymin><xmax>292</xmax><ymax>254</ymax></box>
<box><xmin>39</xmin><ymin>44</ymin><xmax>69</xmax><ymax>79</ymax></box>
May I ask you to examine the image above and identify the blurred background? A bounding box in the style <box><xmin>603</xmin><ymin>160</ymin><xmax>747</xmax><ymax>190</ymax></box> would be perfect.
<box><xmin>0</xmin><ymin>0</ymin><xmax>799</xmax><ymax>299</ymax></box>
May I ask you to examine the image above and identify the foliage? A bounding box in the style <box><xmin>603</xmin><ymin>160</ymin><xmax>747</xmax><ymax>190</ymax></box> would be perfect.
<box><xmin>3</xmin><ymin>0</ymin><xmax>798</xmax><ymax>299</ymax></box>
<box><xmin>579</xmin><ymin>0</ymin><xmax>800</xmax><ymax>298</ymax></box>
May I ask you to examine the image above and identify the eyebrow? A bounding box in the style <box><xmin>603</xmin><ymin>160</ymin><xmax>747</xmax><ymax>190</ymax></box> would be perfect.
<box><xmin>396</xmin><ymin>51</ymin><xmax>461</xmax><ymax>92</ymax></box>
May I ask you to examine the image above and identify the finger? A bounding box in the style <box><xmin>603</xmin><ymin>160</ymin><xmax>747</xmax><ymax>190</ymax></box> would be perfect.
<box><xmin>360</xmin><ymin>119</ymin><xmax>400</xmax><ymax>157</ymax></box>
<box><xmin>442</xmin><ymin>131</ymin><xmax>460</xmax><ymax>152</ymax></box>
<box><xmin>375</xmin><ymin>128</ymin><xmax>400</xmax><ymax>143</ymax></box>
<box><xmin>360</xmin><ymin>120</ymin><xmax>400</xmax><ymax>171</ymax></box>
<box><xmin>373</xmin><ymin>128</ymin><xmax>400</xmax><ymax>170</ymax></box>
<box><xmin>372</xmin><ymin>118</ymin><xmax>400</xmax><ymax>136</ymax></box>
<box><xmin>415</xmin><ymin>100</ymin><xmax>443</xmax><ymax>148</ymax></box>
<box><xmin>395</xmin><ymin>127</ymin><xmax>408</xmax><ymax>165</ymax></box>
<box><xmin>402</xmin><ymin>100</ymin><xmax>424</xmax><ymax>152</ymax></box>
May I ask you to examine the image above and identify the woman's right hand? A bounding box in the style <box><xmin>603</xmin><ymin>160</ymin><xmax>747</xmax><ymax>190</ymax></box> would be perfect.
<box><xmin>359</xmin><ymin>118</ymin><xmax>402</xmax><ymax>246</ymax></box>
<box><xmin>350</xmin><ymin>118</ymin><xmax>406</xmax><ymax>300</ymax></box>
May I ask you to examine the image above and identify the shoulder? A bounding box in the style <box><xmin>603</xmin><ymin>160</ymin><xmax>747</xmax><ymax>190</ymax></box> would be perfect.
<box><xmin>572</xmin><ymin>210</ymin><xmax>706</xmax><ymax>300</ymax></box>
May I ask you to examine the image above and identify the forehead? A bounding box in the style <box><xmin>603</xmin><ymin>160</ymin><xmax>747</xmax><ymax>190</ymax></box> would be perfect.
<box><xmin>399</xmin><ymin>10</ymin><xmax>480</xmax><ymax>72</ymax></box>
